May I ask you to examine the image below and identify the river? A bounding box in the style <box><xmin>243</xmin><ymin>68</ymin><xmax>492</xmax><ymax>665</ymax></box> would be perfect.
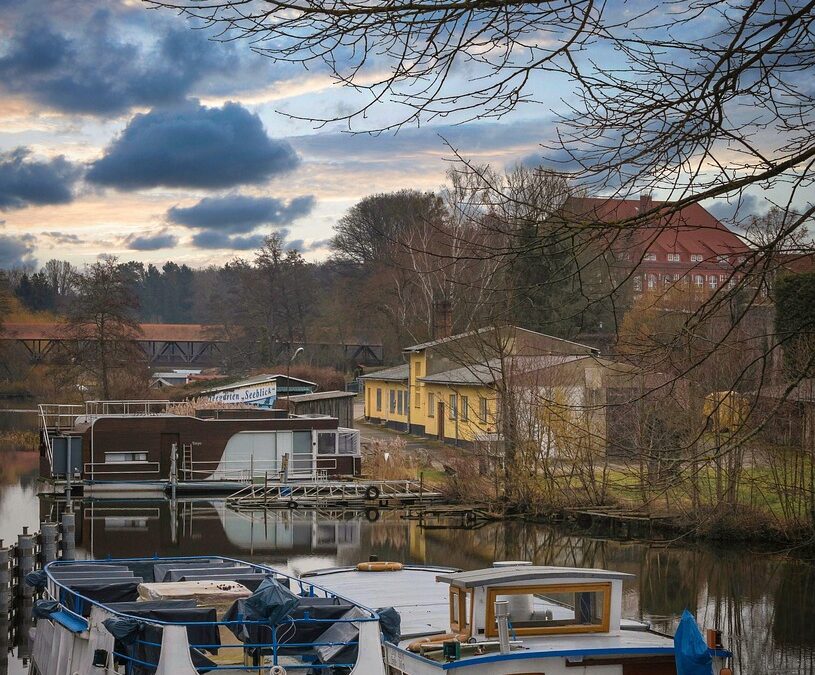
<box><xmin>0</xmin><ymin>408</ymin><xmax>813</xmax><ymax>674</ymax></box>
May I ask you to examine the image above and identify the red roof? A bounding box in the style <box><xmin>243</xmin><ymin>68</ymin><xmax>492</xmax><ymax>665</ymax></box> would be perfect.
<box><xmin>565</xmin><ymin>196</ymin><xmax>750</xmax><ymax>260</ymax></box>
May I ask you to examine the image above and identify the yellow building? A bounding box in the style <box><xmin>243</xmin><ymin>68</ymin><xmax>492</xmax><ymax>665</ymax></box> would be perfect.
<box><xmin>362</xmin><ymin>326</ymin><xmax>614</xmax><ymax>448</ymax></box>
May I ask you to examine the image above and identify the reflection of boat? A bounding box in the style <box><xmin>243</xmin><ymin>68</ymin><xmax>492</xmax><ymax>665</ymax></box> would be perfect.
<box><xmin>74</xmin><ymin>499</ymin><xmax>362</xmax><ymax>557</ymax></box>
<box><xmin>30</xmin><ymin>556</ymin><xmax>386</xmax><ymax>674</ymax></box>
<box><xmin>305</xmin><ymin>562</ymin><xmax>734</xmax><ymax>675</ymax></box>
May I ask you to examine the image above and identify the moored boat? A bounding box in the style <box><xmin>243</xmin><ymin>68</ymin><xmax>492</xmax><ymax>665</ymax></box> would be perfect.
<box><xmin>29</xmin><ymin>555</ymin><xmax>387</xmax><ymax>674</ymax></box>
<box><xmin>303</xmin><ymin>561</ymin><xmax>733</xmax><ymax>675</ymax></box>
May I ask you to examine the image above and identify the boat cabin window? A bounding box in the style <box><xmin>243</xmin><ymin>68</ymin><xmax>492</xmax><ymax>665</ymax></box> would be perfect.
<box><xmin>317</xmin><ymin>431</ymin><xmax>337</xmax><ymax>454</ymax></box>
<box><xmin>449</xmin><ymin>587</ymin><xmax>472</xmax><ymax>634</ymax></box>
<box><xmin>105</xmin><ymin>452</ymin><xmax>148</xmax><ymax>463</ymax></box>
<box><xmin>485</xmin><ymin>583</ymin><xmax>611</xmax><ymax>637</ymax></box>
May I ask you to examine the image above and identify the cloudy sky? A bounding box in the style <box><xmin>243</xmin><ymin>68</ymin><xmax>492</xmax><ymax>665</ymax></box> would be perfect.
<box><xmin>0</xmin><ymin>0</ymin><xmax>777</xmax><ymax>270</ymax></box>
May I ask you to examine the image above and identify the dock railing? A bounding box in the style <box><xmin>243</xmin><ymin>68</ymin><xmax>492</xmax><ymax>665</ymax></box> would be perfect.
<box><xmin>84</xmin><ymin>399</ymin><xmax>171</xmax><ymax>419</ymax></box>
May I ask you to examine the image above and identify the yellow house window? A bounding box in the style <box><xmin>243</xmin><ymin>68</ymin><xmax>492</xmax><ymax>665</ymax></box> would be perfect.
<box><xmin>484</xmin><ymin>583</ymin><xmax>611</xmax><ymax>637</ymax></box>
<box><xmin>461</xmin><ymin>396</ymin><xmax>469</xmax><ymax>422</ymax></box>
<box><xmin>479</xmin><ymin>396</ymin><xmax>488</xmax><ymax>423</ymax></box>
<box><xmin>449</xmin><ymin>394</ymin><xmax>457</xmax><ymax>420</ymax></box>
<box><xmin>415</xmin><ymin>391</ymin><xmax>421</xmax><ymax>409</ymax></box>
<box><xmin>376</xmin><ymin>388</ymin><xmax>382</xmax><ymax>412</ymax></box>
<box><xmin>427</xmin><ymin>393</ymin><xmax>435</xmax><ymax>417</ymax></box>
<box><xmin>414</xmin><ymin>361</ymin><xmax>422</xmax><ymax>378</ymax></box>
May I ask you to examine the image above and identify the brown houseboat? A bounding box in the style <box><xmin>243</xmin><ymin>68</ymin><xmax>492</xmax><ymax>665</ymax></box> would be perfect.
<box><xmin>39</xmin><ymin>400</ymin><xmax>361</xmax><ymax>495</ymax></box>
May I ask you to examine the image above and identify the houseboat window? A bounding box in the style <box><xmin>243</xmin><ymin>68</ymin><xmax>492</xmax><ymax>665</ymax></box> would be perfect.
<box><xmin>449</xmin><ymin>394</ymin><xmax>458</xmax><ymax>420</ymax></box>
<box><xmin>486</xmin><ymin>583</ymin><xmax>611</xmax><ymax>637</ymax></box>
<box><xmin>461</xmin><ymin>396</ymin><xmax>469</xmax><ymax>422</ymax></box>
<box><xmin>376</xmin><ymin>388</ymin><xmax>382</xmax><ymax>412</ymax></box>
<box><xmin>427</xmin><ymin>393</ymin><xmax>435</xmax><ymax>417</ymax></box>
<box><xmin>317</xmin><ymin>431</ymin><xmax>337</xmax><ymax>454</ymax></box>
<box><xmin>105</xmin><ymin>452</ymin><xmax>148</xmax><ymax>463</ymax></box>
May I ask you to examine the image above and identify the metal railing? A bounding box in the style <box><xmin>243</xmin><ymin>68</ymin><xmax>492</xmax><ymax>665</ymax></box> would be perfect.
<box><xmin>41</xmin><ymin>555</ymin><xmax>380</xmax><ymax>673</ymax></box>
<box><xmin>84</xmin><ymin>399</ymin><xmax>171</xmax><ymax>418</ymax></box>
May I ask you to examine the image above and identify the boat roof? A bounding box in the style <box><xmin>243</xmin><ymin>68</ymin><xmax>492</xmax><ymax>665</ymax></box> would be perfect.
<box><xmin>436</xmin><ymin>565</ymin><xmax>633</xmax><ymax>588</ymax></box>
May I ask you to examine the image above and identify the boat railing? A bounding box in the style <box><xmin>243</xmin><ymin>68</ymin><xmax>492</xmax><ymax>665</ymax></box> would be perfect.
<box><xmin>84</xmin><ymin>399</ymin><xmax>172</xmax><ymax>419</ymax></box>
<box><xmin>38</xmin><ymin>403</ymin><xmax>85</xmax><ymax>470</ymax></box>
<box><xmin>182</xmin><ymin>457</ymin><xmax>319</xmax><ymax>482</ymax></box>
<box><xmin>42</xmin><ymin>556</ymin><xmax>380</xmax><ymax>673</ymax></box>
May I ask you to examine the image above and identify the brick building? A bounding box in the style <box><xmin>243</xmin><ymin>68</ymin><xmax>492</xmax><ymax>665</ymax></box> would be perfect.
<box><xmin>568</xmin><ymin>194</ymin><xmax>751</xmax><ymax>294</ymax></box>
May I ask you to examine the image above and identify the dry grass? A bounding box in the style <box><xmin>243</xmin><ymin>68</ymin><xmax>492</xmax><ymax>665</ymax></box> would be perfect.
<box><xmin>361</xmin><ymin>438</ymin><xmax>419</xmax><ymax>480</ymax></box>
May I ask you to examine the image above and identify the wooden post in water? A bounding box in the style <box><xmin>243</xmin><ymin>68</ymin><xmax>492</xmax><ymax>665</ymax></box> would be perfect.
<box><xmin>61</xmin><ymin>511</ymin><xmax>76</xmax><ymax>561</ymax></box>
<box><xmin>17</xmin><ymin>528</ymin><xmax>35</xmax><ymax>599</ymax></box>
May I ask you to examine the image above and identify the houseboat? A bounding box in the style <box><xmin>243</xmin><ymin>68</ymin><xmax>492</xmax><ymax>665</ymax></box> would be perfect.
<box><xmin>39</xmin><ymin>400</ymin><xmax>361</xmax><ymax>495</ymax></box>
<box><xmin>29</xmin><ymin>555</ymin><xmax>388</xmax><ymax>675</ymax></box>
<box><xmin>303</xmin><ymin>562</ymin><xmax>733</xmax><ymax>675</ymax></box>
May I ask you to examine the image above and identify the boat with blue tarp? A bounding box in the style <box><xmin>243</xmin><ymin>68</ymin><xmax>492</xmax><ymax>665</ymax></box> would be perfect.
<box><xmin>27</xmin><ymin>555</ymin><xmax>389</xmax><ymax>674</ymax></box>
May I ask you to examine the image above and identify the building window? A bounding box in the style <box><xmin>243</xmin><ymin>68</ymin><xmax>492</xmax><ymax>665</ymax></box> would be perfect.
<box><xmin>428</xmin><ymin>393</ymin><xmax>435</xmax><ymax>417</ymax></box>
<box><xmin>694</xmin><ymin>274</ymin><xmax>704</xmax><ymax>287</ymax></box>
<box><xmin>717</xmin><ymin>254</ymin><xmax>729</xmax><ymax>265</ymax></box>
<box><xmin>397</xmin><ymin>390</ymin><xmax>404</xmax><ymax>415</ymax></box>
<box><xmin>415</xmin><ymin>391</ymin><xmax>421</xmax><ymax>408</ymax></box>
<box><xmin>376</xmin><ymin>388</ymin><xmax>382</xmax><ymax>412</ymax></box>
<box><xmin>647</xmin><ymin>274</ymin><xmax>657</xmax><ymax>289</ymax></box>
<box><xmin>690</xmin><ymin>254</ymin><xmax>703</xmax><ymax>262</ymax></box>
<box><xmin>449</xmin><ymin>394</ymin><xmax>458</xmax><ymax>420</ymax></box>
<box><xmin>479</xmin><ymin>397</ymin><xmax>488</xmax><ymax>423</ymax></box>
<box><xmin>674</xmin><ymin>273</ymin><xmax>681</xmax><ymax>282</ymax></box>
<box><xmin>667</xmin><ymin>253</ymin><xmax>680</xmax><ymax>262</ymax></box>
<box><xmin>633</xmin><ymin>275</ymin><xmax>642</xmax><ymax>292</ymax></box>
<box><xmin>461</xmin><ymin>396</ymin><xmax>469</xmax><ymax>422</ymax></box>
<box><xmin>105</xmin><ymin>452</ymin><xmax>148</xmax><ymax>463</ymax></box>
<box><xmin>644</xmin><ymin>252</ymin><xmax>657</xmax><ymax>261</ymax></box>
<box><xmin>389</xmin><ymin>390</ymin><xmax>396</xmax><ymax>414</ymax></box>
<box><xmin>708</xmin><ymin>275</ymin><xmax>718</xmax><ymax>289</ymax></box>
<box><xmin>414</xmin><ymin>360</ymin><xmax>422</xmax><ymax>378</ymax></box>
<box><xmin>737</xmin><ymin>255</ymin><xmax>746</xmax><ymax>264</ymax></box>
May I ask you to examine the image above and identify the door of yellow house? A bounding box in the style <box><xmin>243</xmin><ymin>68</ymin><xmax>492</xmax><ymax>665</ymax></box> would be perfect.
<box><xmin>437</xmin><ymin>401</ymin><xmax>445</xmax><ymax>439</ymax></box>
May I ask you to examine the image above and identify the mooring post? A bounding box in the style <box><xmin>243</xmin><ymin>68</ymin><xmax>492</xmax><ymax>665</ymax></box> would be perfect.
<box><xmin>40</xmin><ymin>520</ymin><xmax>59</xmax><ymax>564</ymax></box>
<box><xmin>61</xmin><ymin>511</ymin><xmax>76</xmax><ymax>561</ymax></box>
<box><xmin>17</xmin><ymin>528</ymin><xmax>35</xmax><ymax>599</ymax></box>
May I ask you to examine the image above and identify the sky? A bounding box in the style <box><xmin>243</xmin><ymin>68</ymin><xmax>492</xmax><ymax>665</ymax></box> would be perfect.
<box><xmin>0</xmin><ymin>0</ymin><xmax>782</xmax><ymax>271</ymax></box>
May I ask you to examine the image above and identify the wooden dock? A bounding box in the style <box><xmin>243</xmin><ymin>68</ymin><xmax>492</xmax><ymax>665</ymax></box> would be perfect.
<box><xmin>403</xmin><ymin>504</ymin><xmax>495</xmax><ymax>529</ymax></box>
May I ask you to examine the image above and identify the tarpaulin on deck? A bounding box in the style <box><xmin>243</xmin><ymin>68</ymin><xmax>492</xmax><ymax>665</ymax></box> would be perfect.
<box><xmin>674</xmin><ymin>610</ymin><xmax>713</xmax><ymax>675</ymax></box>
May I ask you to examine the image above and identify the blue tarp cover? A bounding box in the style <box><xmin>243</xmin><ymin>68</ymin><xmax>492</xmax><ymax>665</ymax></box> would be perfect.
<box><xmin>25</xmin><ymin>570</ymin><xmax>47</xmax><ymax>590</ymax></box>
<box><xmin>33</xmin><ymin>599</ymin><xmax>60</xmax><ymax>619</ymax></box>
<box><xmin>377</xmin><ymin>607</ymin><xmax>401</xmax><ymax>644</ymax></box>
<box><xmin>244</xmin><ymin>577</ymin><xmax>299</xmax><ymax>623</ymax></box>
<box><xmin>674</xmin><ymin>610</ymin><xmax>713</xmax><ymax>675</ymax></box>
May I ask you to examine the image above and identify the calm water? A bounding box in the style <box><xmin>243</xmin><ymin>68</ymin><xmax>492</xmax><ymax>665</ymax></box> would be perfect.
<box><xmin>0</xmin><ymin>407</ymin><xmax>813</xmax><ymax>674</ymax></box>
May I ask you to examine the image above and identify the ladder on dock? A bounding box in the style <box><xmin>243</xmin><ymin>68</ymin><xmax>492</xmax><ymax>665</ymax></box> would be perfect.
<box><xmin>226</xmin><ymin>479</ymin><xmax>444</xmax><ymax>510</ymax></box>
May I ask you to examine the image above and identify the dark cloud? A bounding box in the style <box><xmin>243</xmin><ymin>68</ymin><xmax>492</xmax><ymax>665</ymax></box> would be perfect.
<box><xmin>191</xmin><ymin>230</ymin><xmax>266</xmax><ymax>250</ymax></box>
<box><xmin>0</xmin><ymin>148</ymin><xmax>79</xmax><ymax>211</ymax></box>
<box><xmin>707</xmin><ymin>194</ymin><xmax>768</xmax><ymax>225</ymax></box>
<box><xmin>125</xmin><ymin>232</ymin><xmax>179</xmax><ymax>251</ymax></box>
<box><xmin>87</xmin><ymin>101</ymin><xmax>300</xmax><ymax>190</ymax></box>
<box><xmin>285</xmin><ymin>238</ymin><xmax>305</xmax><ymax>251</ymax></box>
<box><xmin>305</xmin><ymin>238</ymin><xmax>332</xmax><ymax>251</ymax></box>
<box><xmin>168</xmin><ymin>194</ymin><xmax>315</xmax><ymax>233</ymax></box>
<box><xmin>43</xmin><ymin>231</ymin><xmax>83</xmax><ymax>245</ymax></box>
<box><xmin>0</xmin><ymin>10</ymin><xmax>252</xmax><ymax>116</ymax></box>
<box><xmin>0</xmin><ymin>233</ymin><xmax>36</xmax><ymax>267</ymax></box>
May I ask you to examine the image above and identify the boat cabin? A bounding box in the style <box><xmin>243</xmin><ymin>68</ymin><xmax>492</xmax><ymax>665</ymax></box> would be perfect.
<box><xmin>436</xmin><ymin>565</ymin><xmax>626</xmax><ymax>641</ymax></box>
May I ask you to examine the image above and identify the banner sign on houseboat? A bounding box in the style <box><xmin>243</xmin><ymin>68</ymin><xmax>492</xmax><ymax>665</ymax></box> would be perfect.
<box><xmin>206</xmin><ymin>382</ymin><xmax>277</xmax><ymax>407</ymax></box>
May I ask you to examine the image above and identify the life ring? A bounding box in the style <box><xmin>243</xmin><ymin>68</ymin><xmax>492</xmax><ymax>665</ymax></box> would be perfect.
<box><xmin>365</xmin><ymin>507</ymin><xmax>381</xmax><ymax>522</ymax></box>
<box><xmin>364</xmin><ymin>485</ymin><xmax>381</xmax><ymax>500</ymax></box>
<box><xmin>286</xmin><ymin>500</ymin><xmax>299</xmax><ymax>509</ymax></box>
<box><xmin>356</xmin><ymin>561</ymin><xmax>403</xmax><ymax>572</ymax></box>
<box><xmin>406</xmin><ymin>633</ymin><xmax>469</xmax><ymax>653</ymax></box>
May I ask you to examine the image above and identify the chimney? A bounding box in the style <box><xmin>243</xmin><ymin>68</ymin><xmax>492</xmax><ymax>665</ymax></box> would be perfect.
<box><xmin>640</xmin><ymin>193</ymin><xmax>653</xmax><ymax>212</ymax></box>
<box><xmin>432</xmin><ymin>298</ymin><xmax>453</xmax><ymax>340</ymax></box>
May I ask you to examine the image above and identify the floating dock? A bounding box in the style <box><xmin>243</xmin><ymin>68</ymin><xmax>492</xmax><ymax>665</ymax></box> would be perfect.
<box><xmin>226</xmin><ymin>478</ymin><xmax>444</xmax><ymax>510</ymax></box>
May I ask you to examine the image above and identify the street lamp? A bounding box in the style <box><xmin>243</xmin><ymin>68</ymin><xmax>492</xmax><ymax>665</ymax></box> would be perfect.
<box><xmin>286</xmin><ymin>346</ymin><xmax>304</xmax><ymax>395</ymax></box>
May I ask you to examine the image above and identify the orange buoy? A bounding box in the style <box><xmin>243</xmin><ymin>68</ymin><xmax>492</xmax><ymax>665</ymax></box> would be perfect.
<box><xmin>356</xmin><ymin>561</ymin><xmax>404</xmax><ymax>572</ymax></box>
<box><xmin>719</xmin><ymin>669</ymin><xmax>733</xmax><ymax>675</ymax></box>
